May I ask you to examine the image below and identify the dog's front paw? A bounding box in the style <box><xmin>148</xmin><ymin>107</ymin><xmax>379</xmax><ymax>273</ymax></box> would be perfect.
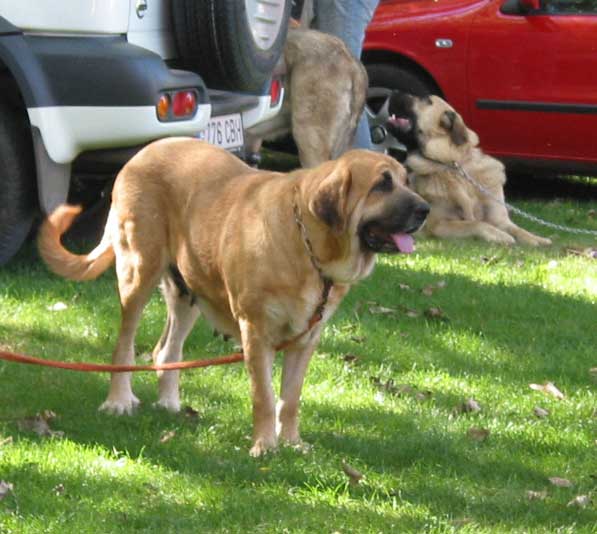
<box><xmin>249</xmin><ymin>435</ymin><xmax>278</xmax><ymax>457</ymax></box>
<box><xmin>99</xmin><ymin>393</ymin><xmax>140</xmax><ymax>416</ymax></box>
<box><xmin>153</xmin><ymin>397</ymin><xmax>181</xmax><ymax>413</ymax></box>
<box><xmin>485</xmin><ymin>229</ymin><xmax>515</xmax><ymax>245</ymax></box>
<box><xmin>533</xmin><ymin>236</ymin><xmax>552</xmax><ymax>247</ymax></box>
<box><xmin>282</xmin><ymin>438</ymin><xmax>313</xmax><ymax>454</ymax></box>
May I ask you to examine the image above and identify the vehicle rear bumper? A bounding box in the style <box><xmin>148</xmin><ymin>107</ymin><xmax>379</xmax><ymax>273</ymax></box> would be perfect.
<box><xmin>0</xmin><ymin>31</ymin><xmax>210</xmax><ymax>163</ymax></box>
<box><xmin>28</xmin><ymin>104</ymin><xmax>211</xmax><ymax>165</ymax></box>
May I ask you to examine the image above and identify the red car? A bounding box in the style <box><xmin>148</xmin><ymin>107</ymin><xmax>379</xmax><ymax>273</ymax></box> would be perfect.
<box><xmin>363</xmin><ymin>0</ymin><xmax>597</xmax><ymax>174</ymax></box>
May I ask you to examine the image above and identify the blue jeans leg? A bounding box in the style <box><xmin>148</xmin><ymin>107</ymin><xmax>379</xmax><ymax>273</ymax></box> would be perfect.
<box><xmin>313</xmin><ymin>0</ymin><xmax>379</xmax><ymax>150</ymax></box>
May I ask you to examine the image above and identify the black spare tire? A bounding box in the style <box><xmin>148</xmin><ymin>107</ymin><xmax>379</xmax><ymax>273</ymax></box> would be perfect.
<box><xmin>172</xmin><ymin>0</ymin><xmax>291</xmax><ymax>93</ymax></box>
<box><xmin>0</xmin><ymin>101</ymin><xmax>37</xmax><ymax>265</ymax></box>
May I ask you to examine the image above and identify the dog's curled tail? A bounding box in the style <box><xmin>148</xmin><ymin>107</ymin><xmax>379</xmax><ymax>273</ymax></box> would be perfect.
<box><xmin>38</xmin><ymin>204</ymin><xmax>115</xmax><ymax>281</ymax></box>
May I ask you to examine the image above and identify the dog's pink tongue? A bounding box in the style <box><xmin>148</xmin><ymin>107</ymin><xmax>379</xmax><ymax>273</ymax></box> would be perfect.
<box><xmin>392</xmin><ymin>233</ymin><xmax>415</xmax><ymax>254</ymax></box>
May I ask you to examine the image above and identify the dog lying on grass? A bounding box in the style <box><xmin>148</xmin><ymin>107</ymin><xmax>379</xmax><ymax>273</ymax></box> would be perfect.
<box><xmin>386</xmin><ymin>92</ymin><xmax>551</xmax><ymax>246</ymax></box>
<box><xmin>38</xmin><ymin>139</ymin><xmax>428</xmax><ymax>456</ymax></box>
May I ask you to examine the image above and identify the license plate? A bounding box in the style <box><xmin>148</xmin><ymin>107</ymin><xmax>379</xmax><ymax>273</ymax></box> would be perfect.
<box><xmin>197</xmin><ymin>113</ymin><xmax>244</xmax><ymax>151</ymax></box>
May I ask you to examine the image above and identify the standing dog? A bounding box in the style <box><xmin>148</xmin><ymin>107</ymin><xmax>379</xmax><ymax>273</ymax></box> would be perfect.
<box><xmin>38</xmin><ymin>139</ymin><xmax>429</xmax><ymax>456</ymax></box>
<box><xmin>386</xmin><ymin>92</ymin><xmax>551</xmax><ymax>246</ymax></box>
<box><xmin>246</xmin><ymin>27</ymin><xmax>368</xmax><ymax>168</ymax></box>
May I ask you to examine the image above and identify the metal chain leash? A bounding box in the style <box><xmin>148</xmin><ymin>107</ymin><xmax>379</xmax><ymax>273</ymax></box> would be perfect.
<box><xmin>450</xmin><ymin>161</ymin><xmax>597</xmax><ymax>236</ymax></box>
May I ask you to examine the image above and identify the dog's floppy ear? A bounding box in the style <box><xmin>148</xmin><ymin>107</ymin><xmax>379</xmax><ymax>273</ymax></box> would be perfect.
<box><xmin>308</xmin><ymin>162</ymin><xmax>352</xmax><ymax>234</ymax></box>
<box><xmin>440</xmin><ymin>110</ymin><xmax>468</xmax><ymax>146</ymax></box>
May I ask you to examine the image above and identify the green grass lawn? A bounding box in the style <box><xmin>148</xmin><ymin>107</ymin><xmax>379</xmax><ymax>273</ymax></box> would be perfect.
<box><xmin>1</xmin><ymin>198</ymin><xmax>596</xmax><ymax>533</ymax></box>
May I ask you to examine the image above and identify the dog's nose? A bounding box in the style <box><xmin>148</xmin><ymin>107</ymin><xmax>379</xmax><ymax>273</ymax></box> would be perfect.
<box><xmin>413</xmin><ymin>202</ymin><xmax>430</xmax><ymax>223</ymax></box>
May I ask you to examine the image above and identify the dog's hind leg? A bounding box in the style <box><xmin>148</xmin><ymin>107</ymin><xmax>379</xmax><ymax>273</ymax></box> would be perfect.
<box><xmin>152</xmin><ymin>272</ymin><xmax>201</xmax><ymax>412</ymax></box>
<box><xmin>99</xmin><ymin>221</ymin><xmax>167</xmax><ymax>416</ymax></box>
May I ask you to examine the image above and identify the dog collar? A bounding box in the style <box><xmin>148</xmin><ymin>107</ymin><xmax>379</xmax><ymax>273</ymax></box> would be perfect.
<box><xmin>292</xmin><ymin>186</ymin><xmax>334</xmax><ymax>325</ymax></box>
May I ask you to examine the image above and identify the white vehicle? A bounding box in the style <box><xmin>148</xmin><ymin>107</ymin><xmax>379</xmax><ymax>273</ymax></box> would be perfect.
<box><xmin>0</xmin><ymin>0</ymin><xmax>289</xmax><ymax>263</ymax></box>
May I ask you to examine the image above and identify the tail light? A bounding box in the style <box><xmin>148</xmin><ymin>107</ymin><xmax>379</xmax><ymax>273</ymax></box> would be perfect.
<box><xmin>269</xmin><ymin>78</ymin><xmax>282</xmax><ymax>108</ymax></box>
<box><xmin>156</xmin><ymin>89</ymin><xmax>198</xmax><ymax>121</ymax></box>
<box><xmin>172</xmin><ymin>90</ymin><xmax>197</xmax><ymax>117</ymax></box>
<box><xmin>157</xmin><ymin>94</ymin><xmax>170</xmax><ymax>121</ymax></box>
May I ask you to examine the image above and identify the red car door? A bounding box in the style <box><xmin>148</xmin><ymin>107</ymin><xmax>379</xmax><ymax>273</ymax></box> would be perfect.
<box><xmin>467</xmin><ymin>0</ymin><xmax>597</xmax><ymax>168</ymax></box>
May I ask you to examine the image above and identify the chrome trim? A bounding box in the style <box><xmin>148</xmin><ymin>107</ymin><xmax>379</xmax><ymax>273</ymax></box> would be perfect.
<box><xmin>435</xmin><ymin>38</ymin><xmax>453</xmax><ymax>48</ymax></box>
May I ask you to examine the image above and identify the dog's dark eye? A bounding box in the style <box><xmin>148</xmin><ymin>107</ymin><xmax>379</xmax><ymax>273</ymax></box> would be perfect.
<box><xmin>372</xmin><ymin>171</ymin><xmax>394</xmax><ymax>193</ymax></box>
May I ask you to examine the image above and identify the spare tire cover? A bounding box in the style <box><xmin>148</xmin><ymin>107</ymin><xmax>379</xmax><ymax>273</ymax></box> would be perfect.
<box><xmin>172</xmin><ymin>0</ymin><xmax>291</xmax><ymax>93</ymax></box>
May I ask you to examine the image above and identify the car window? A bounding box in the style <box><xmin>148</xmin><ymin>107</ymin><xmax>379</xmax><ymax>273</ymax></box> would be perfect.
<box><xmin>542</xmin><ymin>0</ymin><xmax>597</xmax><ymax>13</ymax></box>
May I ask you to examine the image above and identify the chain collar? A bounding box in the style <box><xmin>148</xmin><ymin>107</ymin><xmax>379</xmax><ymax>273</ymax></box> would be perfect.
<box><xmin>292</xmin><ymin>186</ymin><xmax>334</xmax><ymax>322</ymax></box>
<box><xmin>414</xmin><ymin>153</ymin><xmax>597</xmax><ymax>236</ymax></box>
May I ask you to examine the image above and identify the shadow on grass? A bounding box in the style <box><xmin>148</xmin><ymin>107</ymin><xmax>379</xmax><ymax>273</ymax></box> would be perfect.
<box><xmin>3</xmin><ymin>395</ymin><xmax>595</xmax><ymax>531</ymax></box>
<box><xmin>1</xmin><ymin>462</ymin><xmax>421</xmax><ymax>533</ymax></box>
<box><xmin>2</xmin><ymin>242</ymin><xmax>596</xmax><ymax>530</ymax></box>
<box><xmin>329</xmin><ymin>260</ymin><xmax>596</xmax><ymax>389</ymax></box>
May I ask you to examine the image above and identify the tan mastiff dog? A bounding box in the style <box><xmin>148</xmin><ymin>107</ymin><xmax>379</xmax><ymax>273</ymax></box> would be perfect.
<box><xmin>386</xmin><ymin>92</ymin><xmax>551</xmax><ymax>246</ymax></box>
<box><xmin>38</xmin><ymin>139</ymin><xmax>429</xmax><ymax>456</ymax></box>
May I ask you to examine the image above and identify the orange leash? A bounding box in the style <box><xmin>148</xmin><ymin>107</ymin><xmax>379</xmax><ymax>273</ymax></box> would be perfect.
<box><xmin>0</xmin><ymin>311</ymin><xmax>326</xmax><ymax>373</ymax></box>
<box><xmin>0</xmin><ymin>349</ymin><xmax>244</xmax><ymax>373</ymax></box>
<box><xmin>1</xmin><ymin>189</ymin><xmax>336</xmax><ymax>375</ymax></box>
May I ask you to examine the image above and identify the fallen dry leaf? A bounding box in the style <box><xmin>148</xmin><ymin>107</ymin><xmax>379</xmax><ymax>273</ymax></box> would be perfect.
<box><xmin>567</xmin><ymin>495</ymin><xmax>591</xmax><ymax>508</ymax></box>
<box><xmin>414</xmin><ymin>390</ymin><xmax>433</xmax><ymax>401</ymax></box>
<box><xmin>425</xmin><ymin>307</ymin><xmax>447</xmax><ymax>321</ymax></box>
<box><xmin>159</xmin><ymin>430</ymin><xmax>176</xmax><ymax>444</ymax></box>
<box><xmin>48</xmin><ymin>302</ymin><xmax>68</xmax><ymax>312</ymax></box>
<box><xmin>459</xmin><ymin>398</ymin><xmax>482</xmax><ymax>414</ymax></box>
<box><xmin>370</xmin><ymin>376</ymin><xmax>382</xmax><ymax>386</ymax></box>
<box><xmin>183</xmin><ymin>406</ymin><xmax>200</xmax><ymax>420</ymax></box>
<box><xmin>0</xmin><ymin>481</ymin><xmax>13</xmax><ymax>500</ymax></box>
<box><xmin>342</xmin><ymin>354</ymin><xmax>359</xmax><ymax>364</ymax></box>
<box><xmin>421</xmin><ymin>281</ymin><xmax>447</xmax><ymax>297</ymax></box>
<box><xmin>529</xmin><ymin>382</ymin><xmax>565</xmax><ymax>400</ymax></box>
<box><xmin>341</xmin><ymin>461</ymin><xmax>363</xmax><ymax>486</ymax></box>
<box><xmin>40</xmin><ymin>410</ymin><xmax>56</xmax><ymax>421</ymax></box>
<box><xmin>565</xmin><ymin>247</ymin><xmax>597</xmax><ymax>258</ymax></box>
<box><xmin>369</xmin><ymin>305</ymin><xmax>397</xmax><ymax>315</ymax></box>
<box><xmin>548</xmin><ymin>477</ymin><xmax>573</xmax><ymax>488</ymax></box>
<box><xmin>370</xmin><ymin>377</ymin><xmax>418</xmax><ymax>398</ymax></box>
<box><xmin>0</xmin><ymin>436</ymin><xmax>13</xmax><ymax>447</ymax></box>
<box><xmin>467</xmin><ymin>427</ymin><xmax>490</xmax><ymax>442</ymax></box>
<box><xmin>18</xmin><ymin>412</ymin><xmax>64</xmax><ymax>438</ymax></box>
<box><xmin>480</xmin><ymin>255</ymin><xmax>500</xmax><ymax>265</ymax></box>
<box><xmin>398</xmin><ymin>283</ymin><xmax>411</xmax><ymax>291</ymax></box>
<box><xmin>526</xmin><ymin>490</ymin><xmax>547</xmax><ymax>501</ymax></box>
<box><xmin>533</xmin><ymin>406</ymin><xmax>550</xmax><ymax>418</ymax></box>
<box><xmin>422</xmin><ymin>285</ymin><xmax>435</xmax><ymax>297</ymax></box>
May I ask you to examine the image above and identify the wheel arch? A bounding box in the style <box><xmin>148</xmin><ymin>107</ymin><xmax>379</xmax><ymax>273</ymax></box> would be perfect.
<box><xmin>362</xmin><ymin>49</ymin><xmax>444</xmax><ymax>97</ymax></box>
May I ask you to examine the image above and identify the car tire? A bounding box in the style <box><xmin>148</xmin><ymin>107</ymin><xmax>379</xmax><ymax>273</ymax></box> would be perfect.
<box><xmin>0</xmin><ymin>102</ymin><xmax>37</xmax><ymax>265</ymax></box>
<box><xmin>366</xmin><ymin>63</ymin><xmax>434</xmax><ymax>97</ymax></box>
<box><xmin>172</xmin><ymin>0</ymin><xmax>291</xmax><ymax>93</ymax></box>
